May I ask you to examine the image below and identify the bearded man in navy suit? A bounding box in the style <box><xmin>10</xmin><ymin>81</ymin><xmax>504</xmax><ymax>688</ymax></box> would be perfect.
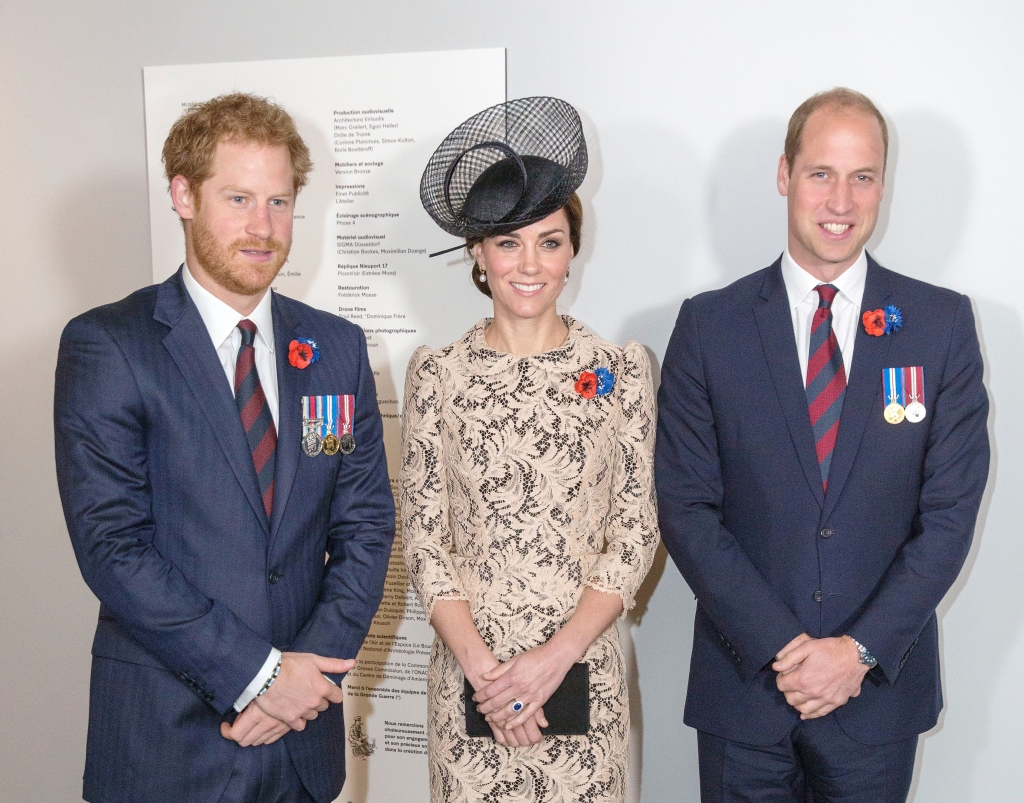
<box><xmin>55</xmin><ymin>93</ymin><xmax>394</xmax><ymax>803</ymax></box>
<box><xmin>656</xmin><ymin>88</ymin><xmax>989</xmax><ymax>802</ymax></box>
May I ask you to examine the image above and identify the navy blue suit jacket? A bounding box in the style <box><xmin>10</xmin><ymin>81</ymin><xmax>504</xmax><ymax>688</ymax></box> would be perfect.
<box><xmin>655</xmin><ymin>255</ymin><xmax>989</xmax><ymax>745</ymax></box>
<box><xmin>54</xmin><ymin>268</ymin><xmax>395</xmax><ymax>803</ymax></box>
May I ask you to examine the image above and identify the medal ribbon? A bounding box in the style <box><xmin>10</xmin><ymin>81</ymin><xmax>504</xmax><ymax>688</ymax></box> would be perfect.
<box><xmin>883</xmin><ymin>367</ymin><xmax>905</xmax><ymax>409</ymax></box>
<box><xmin>904</xmin><ymin>366</ymin><xmax>925</xmax><ymax>406</ymax></box>
<box><xmin>325</xmin><ymin>395</ymin><xmax>338</xmax><ymax>438</ymax></box>
<box><xmin>340</xmin><ymin>395</ymin><xmax>354</xmax><ymax>436</ymax></box>
<box><xmin>302</xmin><ymin>396</ymin><xmax>325</xmax><ymax>435</ymax></box>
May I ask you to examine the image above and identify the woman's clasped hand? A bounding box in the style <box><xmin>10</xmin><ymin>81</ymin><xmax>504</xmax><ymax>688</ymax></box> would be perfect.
<box><xmin>473</xmin><ymin>644</ymin><xmax>572</xmax><ymax>742</ymax></box>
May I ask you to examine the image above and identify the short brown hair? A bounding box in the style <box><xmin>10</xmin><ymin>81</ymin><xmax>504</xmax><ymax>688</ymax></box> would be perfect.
<box><xmin>785</xmin><ymin>88</ymin><xmax>888</xmax><ymax>174</ymax></box>
<box><xmin>162</xmin><ymin>92</ymin><xmax>313</xmax><ymax>195</ymax></box>
<box><xmin>468</xmin><ymin>193</ymin><xmax>583</xmax><ymax>298</ymax></box>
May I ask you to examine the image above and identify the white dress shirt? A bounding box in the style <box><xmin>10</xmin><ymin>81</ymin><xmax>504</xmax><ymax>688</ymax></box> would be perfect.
<box><xmin>781</xmin><ymin>249</ymin><xmax>867</xmax><ymax>386</ymax></box>
<box><xmin>181</xmin><ymin>264</ymin><xmax>280</xmax><ymax>428</ymax></box>
<box><xmin>780</xmin><ymin>250</ymin><xmax>875</xmax><ymax>661</ymax></box>
<box><xmin>181</xmin><ymin>264</ymin><xmax>282</xmax><ymax>712</ymax></box>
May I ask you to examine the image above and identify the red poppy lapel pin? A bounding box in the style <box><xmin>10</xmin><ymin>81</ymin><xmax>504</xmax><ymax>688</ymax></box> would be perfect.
<box><xmin>574</xmin><ymin>367</ymin><xmax>615</xmax><ymax>399</ymax></box>
<box><xmin>863</xmin><ymin>305</ymin><xmax>903</xmax><ymax>337</ymax></box>
<box><xmin>288</xmin><ymin>338</ymin><xmax>320</xmax><ymax>369</ymax></box>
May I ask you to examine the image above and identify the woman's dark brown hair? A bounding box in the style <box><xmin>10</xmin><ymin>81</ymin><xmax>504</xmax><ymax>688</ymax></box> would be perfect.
<box><xmin>468</xmin><ymin>193</ymin><xmax>583</xmax><ymax>298</ymax></box>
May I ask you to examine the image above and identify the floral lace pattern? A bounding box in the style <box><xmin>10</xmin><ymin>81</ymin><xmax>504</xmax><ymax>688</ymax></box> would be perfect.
<box><xmin>400</xmin><ymin>317</ymin><xmax>659</xmax><ymax>802</ymax></box>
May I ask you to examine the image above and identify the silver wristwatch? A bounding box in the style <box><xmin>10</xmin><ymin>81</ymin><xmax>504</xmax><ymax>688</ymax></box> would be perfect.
<box><xmin>850</xmin><ymin>637</ymin><xmax>877</xmax><ymax>668</ymax></box>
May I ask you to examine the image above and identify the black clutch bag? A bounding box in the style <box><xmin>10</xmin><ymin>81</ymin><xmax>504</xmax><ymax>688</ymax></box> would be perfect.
<box><xmin>464</xmin><ymin>662</ymin><xmax>590</xmax><ymax>738</ymax></box>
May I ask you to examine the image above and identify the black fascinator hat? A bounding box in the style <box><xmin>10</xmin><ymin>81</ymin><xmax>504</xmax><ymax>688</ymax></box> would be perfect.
<box><xmin>420</xmin><ymin>97</ymin><xmax>587</xmax><ymax>255</ymax></box>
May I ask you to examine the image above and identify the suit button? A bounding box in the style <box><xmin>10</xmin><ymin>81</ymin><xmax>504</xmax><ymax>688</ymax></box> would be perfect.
<box><xmin>820</xmin><ymin>527</ymin><xmax>834</xmax><ymax>538</ymax></box>
<box><xmin>813</xmin><ymin>590</ymin><xmax>823</xmax><ymax>603</ymax></box>
<box><xmin>268</xmin><ymin>571</ymin><xmax>282</xmax><ymax>584</ymax></box>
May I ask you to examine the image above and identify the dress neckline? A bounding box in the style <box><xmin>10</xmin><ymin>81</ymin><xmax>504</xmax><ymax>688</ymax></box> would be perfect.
<box><xmin>469</xmin><ymin>315</ymin><xmax>582</xmax><ymax>365</ymax></box>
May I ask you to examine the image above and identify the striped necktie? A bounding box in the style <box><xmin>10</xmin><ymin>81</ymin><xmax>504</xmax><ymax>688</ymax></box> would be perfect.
<box><xmin>805</xmin><ymin>284</ymin><xmax>847</xmax><ymax>492</ymax></box>
<box><xmin>235</xmin><ymin>320</ymin><xmax>276</xmax><ymax>518</ymax></box>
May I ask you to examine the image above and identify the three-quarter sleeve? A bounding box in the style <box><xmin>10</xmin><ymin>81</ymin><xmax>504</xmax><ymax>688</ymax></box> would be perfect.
<box><xmin>400</xmin><ymin>346</ymin><xmax>468</xmax><ymax>621</ymax></box>
<box><xmin>585</xmin><ymin>341</ymin><xmax>661</xmax><ymax>613</ymax></box>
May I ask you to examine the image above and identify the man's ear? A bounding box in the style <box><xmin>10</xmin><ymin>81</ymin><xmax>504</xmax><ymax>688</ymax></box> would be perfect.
<box><xmin>776</xmin><ymin>154</ymin><xmax>791</xmax><ymax>197</ymax></box>
<box><xmin>170</xmin><ymin>175</ymin><xmax>197</xmax><ymax>221</ymax></box>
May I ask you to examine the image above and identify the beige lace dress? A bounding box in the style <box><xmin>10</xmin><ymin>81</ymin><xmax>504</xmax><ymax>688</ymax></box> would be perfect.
<box><xmin>400</xmin><ymin>317</ymin><xmax>659</xmax><ymax>803</ymax></box>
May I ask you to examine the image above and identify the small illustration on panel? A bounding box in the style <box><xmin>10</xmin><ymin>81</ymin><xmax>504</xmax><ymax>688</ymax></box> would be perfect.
<box><xmin>348</xmin><ymin>716</ymin><xmax>376</xmax><ymax>758</ymax></box>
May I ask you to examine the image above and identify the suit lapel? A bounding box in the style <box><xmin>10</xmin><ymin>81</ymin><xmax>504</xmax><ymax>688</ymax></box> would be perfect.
<box><xmin>823</xmin><ymin>257</ymin><xmax>895</xmax><ymax>518</ymax></box>
<box><xmin>269</xmin><ymin>295</ymin><xmax>306</xmax><ymax>537</ymax></box>
<box><xmin>154</xmin><ymin>269</ymin><xmax>270</xmax><ymax>535</ymax></box>
<box><xmin>753</xmin><ymin>261</ymin><xmax>826</xmax><ymax>509</ymax></box>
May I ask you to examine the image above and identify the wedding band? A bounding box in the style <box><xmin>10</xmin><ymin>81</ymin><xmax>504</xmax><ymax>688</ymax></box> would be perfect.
<box><xmin>510</xmin><ymin>699</ymin><xmax>524</xmax><ymax>713</ymax></box>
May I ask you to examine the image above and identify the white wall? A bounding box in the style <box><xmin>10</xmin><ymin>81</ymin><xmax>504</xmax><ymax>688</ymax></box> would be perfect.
<box><xmin>2</xmin><ymin>2</ymin><xmax>1021</xmax><ymax>800</ymax></box>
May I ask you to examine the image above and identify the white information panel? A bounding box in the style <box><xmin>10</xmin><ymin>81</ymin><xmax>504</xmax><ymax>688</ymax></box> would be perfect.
<box><xmin>144</xmin><ymin>49</ymin><xmax>506</xmax><ymax>803</ymax></box>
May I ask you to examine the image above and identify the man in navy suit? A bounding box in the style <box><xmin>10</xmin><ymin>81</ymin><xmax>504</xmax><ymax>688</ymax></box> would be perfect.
<box><xmin>656</xmin><ymin>88</ymin><xmax>989</xmax><ymax>801</ymax></box>
<box><xmin>55</xmin><ymin>93</ymin><xmax>395</xmax><ymax>803</ymax></box>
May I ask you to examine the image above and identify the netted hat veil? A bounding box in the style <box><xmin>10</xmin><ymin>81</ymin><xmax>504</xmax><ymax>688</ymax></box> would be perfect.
<box><xmin>420</xmin><ymin>97</ymin><xmax>587</xmax><ymax>253</ymax></box>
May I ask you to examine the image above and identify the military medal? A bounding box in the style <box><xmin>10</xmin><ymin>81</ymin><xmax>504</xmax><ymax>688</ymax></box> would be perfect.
<box><xmin>338</xmin><ymin>394</ymin><xmax>356</xmax><ymax>454</ymax></box>
<box><xmin>882</xmin><ymin>367</ymin><xmax>905</xmax><ymax>424</ymax></box>
<box><xmin>904</xmin><ymin>366</ymin><xmax>927</xmax><ymax>423</ymax></box>
<box><xmin>301</xmin><ymin>395</ymin><xmax>325</xmax><ymax>457</ymax></box>
<box><xmin>302</xmin><ymin>423</ymin><xmax>324</xmax><ymax>457</ymax></box>
<box><xmin>884</xmin><ymin>402</ymin><xmax>905</xmax><ymax>425</ymax></box>
<box><xmin>322</xmin><ymin>395</ymin><xmax>341</xmax><ymax>455</ymax></box>
<box><xmin>904</xmin><ymin>404</ymin><xmax>925</xmax><ymax>424</ymax></box>
<box><xmin>301</xmin><ymin>394</ymin><xmax>354</xmax><ymax>456</ymax></box>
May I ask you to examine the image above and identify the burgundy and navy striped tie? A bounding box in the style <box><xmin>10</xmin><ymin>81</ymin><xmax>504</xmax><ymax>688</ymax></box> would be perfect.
<box><xmin>235</xmin><ymin>320</ymin><xmax>276</xmax><ymax>518</ymax></box>
<box><xmin>805</xmin><ymin>285</ymin><xmax>846</xmax><ymax>492</ymax></box>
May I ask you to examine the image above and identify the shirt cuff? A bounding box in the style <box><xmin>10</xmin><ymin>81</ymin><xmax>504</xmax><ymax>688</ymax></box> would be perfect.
<box><xmin>233</xmin><ymin>647</ymin><xmax>282</xmax><ymax>712</ymax></box>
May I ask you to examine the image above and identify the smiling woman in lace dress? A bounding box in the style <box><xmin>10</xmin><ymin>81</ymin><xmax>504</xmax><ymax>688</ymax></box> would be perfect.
<box><xmin>400</xmin><ymin>97</ymin><xmax>660</xmax><ymax>803</ymax></box>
